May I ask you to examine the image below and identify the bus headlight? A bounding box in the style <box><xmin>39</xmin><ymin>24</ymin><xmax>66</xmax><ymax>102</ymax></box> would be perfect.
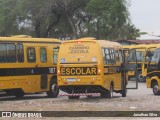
<box><xmin>92</xmin><ymin>57</ymin><xmax>97</xmax><ymax>62</ymax></box>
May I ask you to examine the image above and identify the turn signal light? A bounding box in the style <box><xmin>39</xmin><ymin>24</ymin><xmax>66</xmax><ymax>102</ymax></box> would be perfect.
<box><xmin>98</xmin><ymin>69</ymin><xmax>101</xmax><ymax>75</ymax></box>
<box><xmin>77</xmin><ymin>41</ymin><xmax>82</xmax><ymax>44</ymax></box>
<box><xmin>57</xmin><ymin>70</ymin><xmax>60</xmax><ymax>76</ymax></box>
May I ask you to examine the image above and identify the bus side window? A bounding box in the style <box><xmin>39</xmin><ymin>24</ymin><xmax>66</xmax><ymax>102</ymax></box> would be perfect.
<box><xmin>16</xmin><ymin>43</ymin><xmax>24</xmax><ymax>63</ymax></box>
<box><xmin>40</xmin><ymin>48</ymin><xmax>47</xmax><ymax>62</ymax></box>
<box><xmin>119</xmin><ymin>51</ymin><xmax>123</xmax><ymax>63</ymax></box>
<box><xmin>115</xmin><ymin>50</ymin><xmax>120</xmax><ymax>62</ymax></box>
<box><xmin>27</xmin><ymin>47</ymin><xmax>36</xmax><ymax>63</ymax></box>
<box><xmin>109</xmin><ymin>49</ymin><xmax>116</xmax><ymax>64</ymax></box>
<box><xmin>105</xmin><ymin>49</ymin><xmax>111</xmax><ymax>64</ymax></box>
<box><xmin>102</xmin><ymin>48</ymin><xmax>106</xmax><ymax>64</ymax></box>
<box><xmin>53</xmin><ymin>47</ymin><xmax>59</xmax><ymax>65</ymax></box>
<box><xmin>6</xmin><ymin>44</ymin><xmax>16</xmax><ymax>62</ymax></box>
<box><xmin>0</xmin><ymin>44</ymin><xmax>6</xmax><ymax>62</ymax></box>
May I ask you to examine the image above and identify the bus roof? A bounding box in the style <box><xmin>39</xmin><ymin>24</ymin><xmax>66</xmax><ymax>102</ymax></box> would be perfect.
<box><xmin>123</xmin><ymin>44</ymin><xmax>157</xmax><ymax>49</ymax></box>
<box><xmin>97</xmin><ymin>40</ymin><xmax>122</xmax><ymax>48</ymax></box>
<box><xmin>62</xmin><ymin>38</ymin><xmax>122</xmax><ymax>49</ymax></box>
<box><xmin>0</xmin><ymin>36</ymin><xmax>61</xmax><ymax>43</ymax></box>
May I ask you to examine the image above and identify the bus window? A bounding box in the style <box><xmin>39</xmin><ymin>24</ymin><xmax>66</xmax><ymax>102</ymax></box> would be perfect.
<box><xmin>0</xmin><ymin>44</ymin><xmax>6</xmax><ymax>62</ymax></box>
<box><xmin>110</xmin><ymin>49</ymin><xmax>115</xmax><ymax>64</ymax></box>
<box><xmin>104</xmin><ymin>49</ymin><xmax>115</xmax><ymax>64</ymax></box>
<box><xmin>129</xmin><ymin>51</ymin><xmax>137</xmax><ymax>62</ymax></box>
<box><xmin>27</xmin><ymin>47</ymin><xmax>36</xmax><ymax>62</ymax></box>
<box><xmin>16</xmin><ymin>43</ymin><xmax>24</xmax><ymax>62</ymax></box>
<box><xmin>6</xmin><ymin>44</ymin><xmax>16</xmax><ymax>62</ymax></box>
<box><xmin>115</xmin><ymin>50</ymin><xmax>120</xmax><ymax>62</ymax></box>
<box><xmin>0</xmin><ymin>43</ymin><xmax>16</xmax><ymax>63</ymax></box>
<box><xmin>40</xmin><ymin>48</ymin><xmax>47</xmax><ymax>62</ymax></box>
<box><xmin>119</xmin><ymin>51</ymin><xmax>123</xmax><ymax>62</ymax></box>
<box><xmin>53</xmin><ymin>47</ymin><xmax>59</xmax><ymax>65</ymax></box>
<box><xmin>102</xmin><ymin>48</ymin><xmax>106</xmax><ymax>64</ymax></box>
<box><xmin>136</xmin><ymin>51</ymin><xmax>144</xmax><ymax>62</ymax></box>
<box><xmin>105</xmin><ymin>49</ymin><xmax>110</xmax><ymax>64</ymax></box>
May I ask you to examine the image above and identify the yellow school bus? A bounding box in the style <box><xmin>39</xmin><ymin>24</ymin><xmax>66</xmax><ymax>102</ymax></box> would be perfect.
<box><xmin>0</xmin><ymin>35</ymin><xmax>61</xmax><ymax>98</ymax></box>
<box><xmin>146</xmin><ymin>47</ymin><xmax>160</xmax><ymax>95</ymax></box>
<box><xmin>57</xmin><ymin>38</ymin><xmax>137</xmax><ymax>99</ymax></box>
<box><xmin>123</xmin><ymin>44</ymin><xmax>156</xmax><ymax>82</ymax></box>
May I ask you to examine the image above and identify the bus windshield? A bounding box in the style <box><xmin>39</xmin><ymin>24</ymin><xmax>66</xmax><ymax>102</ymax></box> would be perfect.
<box><xmin>151</xmin><ymin>48</ymin><xmax>160</xmax><ymax>63</ymax></box>
<box><xmin>129</xmin><ymin>50</ymin><xmax>144</xmax><ymax>62</ymax></box>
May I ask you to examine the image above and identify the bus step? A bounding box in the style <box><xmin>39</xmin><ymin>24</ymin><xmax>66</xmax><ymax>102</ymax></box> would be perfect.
<box><xmin>59</xmin><ymin>93</ymin><xmax>100</xmax><ymax>96</ymax></box>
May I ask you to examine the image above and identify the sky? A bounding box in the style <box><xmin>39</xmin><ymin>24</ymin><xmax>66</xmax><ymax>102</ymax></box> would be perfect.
<box><xmin>129</xmin><ymin>0</ymin><xmax>160</xmax><ymax>39</ymax></box>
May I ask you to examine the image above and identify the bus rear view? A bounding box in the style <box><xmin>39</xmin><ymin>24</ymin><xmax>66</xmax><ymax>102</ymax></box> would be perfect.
<box><xmin>57</xmin><ymin>38</ymin><xmax>133</xmax><ymax>99</ymax></box>
<box><xmin>57</xmin><ymin>39</ymin><xmax>102</xmax><ymax>97</ymax></box>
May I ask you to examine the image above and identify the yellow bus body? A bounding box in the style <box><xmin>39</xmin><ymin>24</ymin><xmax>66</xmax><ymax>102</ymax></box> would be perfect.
<box><xmin>145</xmin><ymin>47</ymin><xmax>160</xmax><ymax>95</ymax></box>
<box><xmin>57</xmin><ymin>38</ymin><xmax>127</xmax><ymax>98</ymax></box>
<box><xmin>123</xmin><ymin>44</ymin><xmax>157</xmax><ymax>82</ymax></box>
<box><xmin>0</xmin><ymin>36</ymin><xmax>61</xmax><ymax>98</ymax></box>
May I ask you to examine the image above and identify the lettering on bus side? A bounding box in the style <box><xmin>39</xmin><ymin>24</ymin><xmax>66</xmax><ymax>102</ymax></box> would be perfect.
<box><xmin>69</xmin><ymin>44</ymin><xmax>90</xmax><ymax>53</ymax></box>
<box><xmin>60</xmin><ymin>67</ymin><xmax>97</xmax><ymax>76</ymax></box>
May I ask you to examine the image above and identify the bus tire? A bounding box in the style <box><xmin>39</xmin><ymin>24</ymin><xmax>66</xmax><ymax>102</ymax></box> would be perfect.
<box><xmin>109</xmin><ymin>84</ymin><xmax>113</xmax><ymax>98</ymax></box>
<box><xmin>137</xmin><ymin>71</ymin><xmax>145</xmax><ymax>82</ymax></box>
<box><xmin>47</xmin><ymin>80</ymin><xmax>59</xmax><ymax>98</ymax></box>
<box><xmin>153</xmin><ymin>82</ymin><xmax>160</xmax><ymax>95</ymax></box>
<box><xmin>14</xmin><ymin>89</ymin><xmax>24</xmax><ymax>98</ymax></box>
<box><xmin>68</xmin><ymin>96</ymin><xmax>80</xmax><ymax>99</ymax></box>
<box><xmin>101</xmin><ymin>84</ymin><xmax>113</xmax><ymax>98</ymax></box>
<box><xmin>122</xmin><ymin>89</ymin><xmax>127</xmax><ymax>97</ymax></box>
<box><xmin>100</xmin><ymin>91</ymin><xmax>111</xmax><ymax>98</ymax></box>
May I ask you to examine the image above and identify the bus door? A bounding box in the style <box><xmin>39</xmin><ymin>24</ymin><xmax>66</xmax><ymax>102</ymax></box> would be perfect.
<box><xmin>121</xmin><ymin>49</ymin><xmax>138</xmax><ymax>89</ymax></box>
<box><xmin>39</xmin><ymin>47</ymin><xmax>48</xmax><ymax>89</ymax></box>
<box><xmin>143</xmin><ymin>47</ymin><xmax>156</xmax><ymax>77</ymax></box>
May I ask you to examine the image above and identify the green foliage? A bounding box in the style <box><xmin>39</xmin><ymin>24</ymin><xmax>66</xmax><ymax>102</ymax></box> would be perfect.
<box><xmin>85</xmin><ymin>0</ymin><xmax>130</xmax><ymax>40</ymax></box>
<box><xmin>0</xmin><ymin>0</ymin><xmax>140</xmax><ymax>40</ymax></box>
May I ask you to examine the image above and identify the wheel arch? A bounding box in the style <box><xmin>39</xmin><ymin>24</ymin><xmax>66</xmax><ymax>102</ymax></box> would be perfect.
<box><xmin>50</xmin><ymin>75</ymin><xmax>57</xmax><ymax>84</ymax></box>
<box><xmin>151</xmin><ymin>79</ymin><xmax>158</xmax><ymax>88</ymax></box>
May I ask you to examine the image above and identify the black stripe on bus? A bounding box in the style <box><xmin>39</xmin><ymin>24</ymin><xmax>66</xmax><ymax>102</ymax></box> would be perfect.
<box><xmin>0</xmin><ymin>67</ymin><xmax>57</xmax><ymax>76</ymax></box>
<box><xmin>147</xmin><ymin>71</ymin><xmax>160</xmax><ymax>78</ymax></box>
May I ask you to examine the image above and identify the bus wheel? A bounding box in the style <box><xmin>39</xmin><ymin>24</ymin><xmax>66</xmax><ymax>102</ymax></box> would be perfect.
<box><xmin>101</xmin><ymin>85</ymin><xmax>113</xmax><ymax>98</ymax></box>
<box><xmin>109</xmin><ymin>84</ymin><xmax>113</xmax><ymax>98</ymax></box>
<box><xmin>100</xmin><ymin>91</ymin><xmax>111</xmax><ymax>98</ymax></box>
<box><xmin>14</xmin><ymin>89</ymin><xmax>24</xmax><ymax>98</ymax></box>
<box><xmin>137</xmin><ymin>71</ymin><xmax>145</xmax><ymax>82</ymax></box>
<box><xmin>122</xmin><ymin>89</ymin><xmax>127</xmax><ymax>97</ymax></box>
<box><xmin>47</xmin><ymin>81</ymin><xmax>59</xmax><ymax>98</ymax></box>
<box><xmin>153</xmin><ymin>82</ymin><xmax>160</xmax><ymax>95</ymax></box>
<box><xmin>68</xmin><ymin>96</ymin><xmax>80</xmax><ymax>99</ymax></box>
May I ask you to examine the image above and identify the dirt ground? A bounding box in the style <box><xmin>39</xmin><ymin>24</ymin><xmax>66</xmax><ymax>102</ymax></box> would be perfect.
<box><xmin>0</xmin><ymin>83</ymin><xmax>160</xmax><ymax>120</ymax></box>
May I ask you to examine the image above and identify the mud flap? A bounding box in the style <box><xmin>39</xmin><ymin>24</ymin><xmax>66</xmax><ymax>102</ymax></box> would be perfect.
<box><xmin>41</xmin><ymin>74</ymin><xmax>48</xmax><ymax>89</ymax></box>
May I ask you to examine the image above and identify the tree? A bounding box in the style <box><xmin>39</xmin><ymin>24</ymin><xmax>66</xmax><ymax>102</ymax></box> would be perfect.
<box><xmin>85</xmin><ymin>0</ymin><xmax>130</xmax><ymax>40</ymax></box>
<box><xmin>0</xmin><ymin>0</ymin><xmax>24</xmax><ymax>36</ymax></box>
<box><xmin>111</xmin><ymin>23</ymin><xmax>140</xmax><ymax>40</ymax></box>
<box><xmin>0</xmin><ymin>0</ymin><xmax>139</xmax><ymax>40</ymax></box>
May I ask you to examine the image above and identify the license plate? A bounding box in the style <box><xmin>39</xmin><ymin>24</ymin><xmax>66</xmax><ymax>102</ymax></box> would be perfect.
<box><xmin>67</xmin><ymin>78</ymin><xmax>76</xmax><ymax>82</ymax></box>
